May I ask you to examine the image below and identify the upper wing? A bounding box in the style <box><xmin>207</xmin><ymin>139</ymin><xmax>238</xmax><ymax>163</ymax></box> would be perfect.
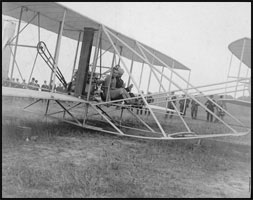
<box><xmin>2</xmin><ymin>2</ymin><xmax>190</xmax><ymax>70</ymax></box>
<box><xmin>228</xmin><ymin>37</ymin><xmax>251</xmax><ymax>68</ymax></box>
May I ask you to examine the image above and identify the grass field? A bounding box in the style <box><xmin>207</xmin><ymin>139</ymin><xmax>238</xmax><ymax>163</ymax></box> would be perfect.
<box><xmin>2</xmin><ymin>97</ymin><xmax>251</xmax><ymax>198</ymax></box>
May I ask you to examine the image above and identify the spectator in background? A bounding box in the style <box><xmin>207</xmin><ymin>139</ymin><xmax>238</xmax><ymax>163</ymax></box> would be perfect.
<box><xmin>35</xmin><ymin>80</ymin><xmax>40</xmax><ymax>91</ymax></box>
<box><xmin>28</xmin><ymin>77</ymin><xmax>36</xmax><ymax>90</ymax></box>
<box><xmin>56</xmin><ymin>83</ymin><xmax>64</xmax><ymax>93</ymax></box>
<box><xmin>15</xmin><ymin>78</ymin><xmax>22</xmax><ymax>88</ymax></box>
<box><xmin>165</xmin><ymin>91</ymin><xmax>177</xmax><ymax>119</ymax></box>
<box><xmin>145</xmin><ymin>92</ymin><xmax>154</xmax><ymax>115</ymax></box>
<box><xmin>191</xmin><ymin>96</ymin><xmax>199</xmax><ymax>119</ymax></box>
<box><xmin>21</xmin><ymin>79</ymin><xmax>26</xmax><ymax>89</ymax></box>
<box><xmin>179</xmin><ymin>94</ymin><xmax>190</xmax><ymax>117</ymax></box>
<box><xmin>2</xmin><ymin>77</ymin><xmax>10</xmax><ymax>87</ymax></box>
<box><xmin>11</xmin><ymin>77</ymin><xmax>16</xmax><ymax>87</ymax></box>
<box><xmin>205</xmin><ymin>95</ymin><xmax>216</xmax><ymax>122</ymax></box>
<box><xmin>214</xmin><ymin>95</ymin><xmax>227</xmax><ymax>122</ymax></box>
<box><xmin>41</xmin><ymin>80</ymin><xmax>50</xmax><ymax>92</ymax></box>
<box><xmin>136</xmin><ymin>91</ymin><xmax>144</xmax><ymax>115</ymax></box>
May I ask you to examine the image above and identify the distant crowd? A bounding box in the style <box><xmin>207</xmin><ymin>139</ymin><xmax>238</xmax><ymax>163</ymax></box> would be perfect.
<box><xmin>165</xmin><ymin>92</ymin><xmax>227</xmax><ymax>122</ymax></box>
<box><xmin>2</xmin><ymin>77</ymin><xmax>65</xmax><ymax>93</ymax></box>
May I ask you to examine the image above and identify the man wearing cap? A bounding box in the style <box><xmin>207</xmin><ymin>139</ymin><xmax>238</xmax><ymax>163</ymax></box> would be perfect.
<box><xmin>102</xmin><ymin>66</ymin><xmax>133</xmax><ymax>104</ymax></box>
<box><xmin>165</xmin><ymin>91</ymin><xmax>177</xmax><ymax>119</ymax></box>
<box><xmin>116</xmin><ymin>67</ymin><xmax>133</xmax><ymax>92</ymax></box>
<box><xmin>204</xmin><ymin>95</ymin><xmax>216</xmax><ymax>122</ymax></box>
<box><xmin>179</xmin><ymin>94</ymin><xmax>190</xmax><ymax>117</ymax></box>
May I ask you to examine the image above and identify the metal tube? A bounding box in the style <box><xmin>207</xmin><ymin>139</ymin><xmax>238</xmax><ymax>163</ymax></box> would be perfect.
<box><xmin>10</xmin><ymin>7</ymin><xmax>23</xmax><ymax>79</ymax></box>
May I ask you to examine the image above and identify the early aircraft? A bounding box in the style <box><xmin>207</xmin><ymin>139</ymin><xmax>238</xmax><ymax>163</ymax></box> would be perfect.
<box><xmin>2</xmin><ymin>2</ymin><xmax>251</xmax><ymax>140</ymax></box>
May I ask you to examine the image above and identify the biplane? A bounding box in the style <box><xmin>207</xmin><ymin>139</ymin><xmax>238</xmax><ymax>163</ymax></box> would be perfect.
<box><xmin>2</xmin><ymin>2</ymin><xmax>251</xmax><ymax>140</ymax></box>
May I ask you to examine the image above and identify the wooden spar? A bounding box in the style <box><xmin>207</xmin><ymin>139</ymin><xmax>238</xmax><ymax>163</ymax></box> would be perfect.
<box><xmin>127</xmin><ymin>43</ymin><xmax>135</xmax><ymax>87</ymax></box>
<box><xmin>38</xmin><ymin>12</ymin><xmax>40</xmax><ymax>42</ymax></box>
<box><xmin>118</xmin><ymin>46</ymin><xmax>123</xmax><ymax>65</ymax></box>
<box><xmin>27</xmin><ymin>51</ymin><xmax>39</xmax><ymax>85</ymax></box>
<box><xmin>168</xmin><ymin>61</ymin><xmax>175</xmax><ymax>92</ymax></box>
<box><xmin>243</xmin><ymin>67</ymin><xmax>250</xmax><ymax>96</ymax></box>
<box><xmin>102</xmin><ymin>25</ymin><xmax>167</xmax><ymax>137</ymax></box>
<box><xmin>51</xmin><ymin>9</ymin><xmax>66</xmax><ymax>93</ymax></box>
<box><xmin>99</xmin><ymin>35</ymin><xmax>102</xmax><ymax>78</ymax></box>
<box><xmin>8</xmin><ymin>44</ymin><xmax>37</xmax><ymax>48</ymax></box>
<box><xmin>101</xmin><ymin>25</ymin><xmax>246</xmax><ymax>132</ymax></box>
<box><xmin>137</xmin><ymin>42</ymin><xmax>191</xmax><ymax>133</ymax></box>
<box><xmin>138</xmin><ymin>61</ymin><xmax>145</xmax><ymax>88</ymax></box>
<box><xmin>106</xmin><ymin>47</ymin><xmax>116</xmax><ymax>102</ymax></box>
<box><xmin>146</xmin><ymin>64</ymin><xmax>152</xmax><ymax>93</ymax></box>
<box><xmin>138</xmin><ymin>43</ymin><xmax>245</xmax><ymax>130</ymax></box>
<box><xmin>234</xmin><ymin>38</ymin><xmax>246</xmax><ymax>98</ymax></box>
<box><xmin>159</xmin><ymin>66</ymin><xmax>164</xmax><ymax>92</ymax></box>
<box><xmin>71</xmin><ymin>31</ymin><xmax>81</xmax><ymax>82</ymax></box>
<box><xmin>10</xmin><ymin>6</ymin><xmax>23</xmax><ymax>79</ymax></box>
<box><xmin>90</xmin><ymin>104</ymin><xmax>124</xmax><ymax>135</ymax></box>
<box><xmin>8</xmin><ymin>46</ymin><xmax>24</xmax><ymax>82</ymax></box>
<box><xmin>225</xmin><ymin>54</ymin><xmax>233</xmax><ymax>96</ymax></box>
<box><xmin>8</xmin><ymin>11</ymin><xmax>38</xmax><ymax>45</ymax></box>
<box><xmin>183</xmin><ymin>71</ymin><xmax>191</xmax><ymax>115</ymax></box>
<box><xmin>87</xmin><ymin>25</ymin><xmax>101</xmax><ymax>101</ymax></box>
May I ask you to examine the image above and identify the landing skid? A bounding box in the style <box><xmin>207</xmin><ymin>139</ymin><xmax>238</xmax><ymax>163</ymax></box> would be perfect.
<box><xmin>22</xmin><ymin>97</ymin><xmax>250</xmax><ymax>141</ymax></box>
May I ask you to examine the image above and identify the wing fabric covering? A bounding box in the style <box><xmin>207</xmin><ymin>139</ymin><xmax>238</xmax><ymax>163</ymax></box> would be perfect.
<box><xmin>2</xmin><ymin>2</ymin><xmax>189</xmax><ymax>70</ymax></box>
<box><xmin>228</xmin><ymin>37</ymin><xmax>251</xmax><ymax>68</ymax></box>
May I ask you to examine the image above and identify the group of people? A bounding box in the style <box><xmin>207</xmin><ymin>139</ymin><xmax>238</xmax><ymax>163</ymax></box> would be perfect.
<box><xmin>2</xmin><ymin>77</ymin><xmax>64</xmax><ymax>93</ymax></box>
<box><xmin>3</xmin><ymin>77</ymin><xmax>27</xmax><ymax>89</ymax></box>
<box><xmin>204</xmin><ymin>95</ymin><xmax>227</xmax><ymax>122</ymax></box>
<box><xmin>165</xmin><ymin>93</ymin><xmax>227</xmax><ymax>122</ymax></box>
<box><xmin>165</xmin><ymin>92</ymin><xmax>193</xmax><ymax>119</ymax></box>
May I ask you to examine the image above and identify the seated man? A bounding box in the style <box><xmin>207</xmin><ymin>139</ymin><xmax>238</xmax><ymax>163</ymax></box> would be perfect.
<box><xmin>116</xmin><ymin>68</ymin><xmax>133</xmax><ymax>91</ymax></box>
<box><xmin>102</xmin><ymin>66</ymin><xmax>133</xmax><ymax>104</ymax></box>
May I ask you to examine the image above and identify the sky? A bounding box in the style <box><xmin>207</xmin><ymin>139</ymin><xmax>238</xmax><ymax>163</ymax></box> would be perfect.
<box><xmin>3</xmin><ymin>2</ymin><xmax>251</xmax><ymax>95</ymax></box>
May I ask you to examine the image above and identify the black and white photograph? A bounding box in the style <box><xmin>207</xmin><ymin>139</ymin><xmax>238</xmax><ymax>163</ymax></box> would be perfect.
<box><xmin>2</xmin><ymin>2</ymin><xmax>251</xmax><ymax>198</ymax></box>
